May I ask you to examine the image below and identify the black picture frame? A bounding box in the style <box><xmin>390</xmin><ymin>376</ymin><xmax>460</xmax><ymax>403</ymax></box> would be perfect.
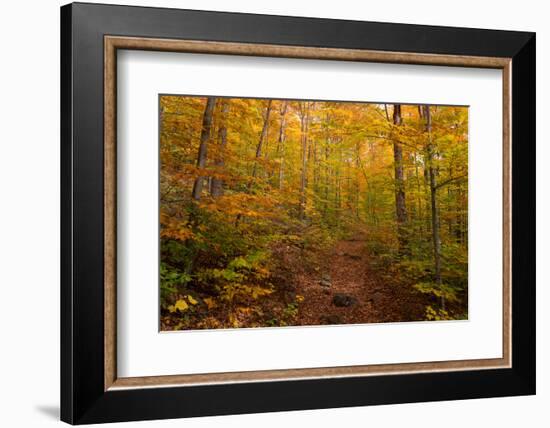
<box><xmin>61</xmin><ymin>2</ymin><xmax>535</xmax><ymax>424</ymax></box>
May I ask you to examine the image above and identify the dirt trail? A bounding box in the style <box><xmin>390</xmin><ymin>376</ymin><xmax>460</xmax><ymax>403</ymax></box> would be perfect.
<box><xmin>296</xmin><ymin>238</ymin><xmax>425</xmax><ymax>326</ymax></box>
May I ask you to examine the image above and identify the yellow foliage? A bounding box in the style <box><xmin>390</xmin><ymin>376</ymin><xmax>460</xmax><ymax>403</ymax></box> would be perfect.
<box><xmin>203</xmin><ymin>297</ymin><xmax>217</xmax><ymax>310</ymax></box>
<box><xmin>168</xmin><ymin>299</ymin><xmax>189</xmax><ymax>313</ymax></box>
<box><xmin>160</xmin><ymin>215</ymin><xmax>195</xmax><ymax>241</ymax></box>
<box><xmin>186</xmin><ymin>295</ymin><xmax>198</xmax><ymax>305</ymax></box>
<box><xmin>228</xmin><ymin>313</ymin><xmax>240</xmax><ymax>328</ymax></box>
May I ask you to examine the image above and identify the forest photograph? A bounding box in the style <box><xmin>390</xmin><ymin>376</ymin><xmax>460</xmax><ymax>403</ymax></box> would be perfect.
<box><xmin>159</xmin><ymin>95</ymin><xmax>468</xmax><ymax>331</ymax></box>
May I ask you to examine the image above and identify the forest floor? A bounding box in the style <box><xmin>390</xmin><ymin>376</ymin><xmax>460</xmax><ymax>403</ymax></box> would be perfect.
<box><xmin>290</xmin><ymin>236</ymin><xmax>427</xmax><ymax>326</ymax></box>
<box><xmin>162</xmin><ymin>232</ymin><xmax>432</xmax><ymax>330</ymax></box>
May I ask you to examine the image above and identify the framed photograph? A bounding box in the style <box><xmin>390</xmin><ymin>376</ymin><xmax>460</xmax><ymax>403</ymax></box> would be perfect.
<box><xmin>61</xmin><ymin>2</ymin><xmax>535</xmax><ymax>424</ymax></box>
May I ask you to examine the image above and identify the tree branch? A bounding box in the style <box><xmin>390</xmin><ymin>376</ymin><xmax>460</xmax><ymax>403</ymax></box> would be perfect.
<box><xmin>435</xmin><ymin>174</ymin><xmax>467</xmax><ymax>190</ymax></box>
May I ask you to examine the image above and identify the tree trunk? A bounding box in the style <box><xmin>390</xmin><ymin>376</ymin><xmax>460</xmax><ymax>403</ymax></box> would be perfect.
<box><xmin>192</xmin><ymin>97</ymin><xmax>217</xmax><ymax>200</ymax></box>
<box><xmin>392</xmin><ymin>104</ymin><xmax>408</xmax><ymax>254</ymax></box>
<box><xmin>424</xmin><ymin>105</ymin><xmax>444</xmax><ymax>309</ymax></box>
<box><xmin>414</xmin><ymin>152</ymin><xmax>423</xmax><ymax>237</ymax></box>
<box><xmin>276</xmin><ymin>101</ymin><xmax>288</xmax><ymax>189</ymax></box>
<box><xmin>210</xmin><ymin>100</ymin><xmax>229</xmax><ymax>198</ymax></box>
<box><xmin>252</xmin><ymin>100</ymin><xmax>273</xmax><ymax>178</ymax></box>
<box><xmin>355</xmin><ymin>142</ymin><xmax>361</xmax><ymax>219</ymax></box>
<box><xmin>299</xmin><ymin>102</ymin><xmax>310</xmax><ymax>219</ymax></box>
<box><xmin>334</xmin><ymin>138</ymin><xmax>342</xmax><ymax>222</ymax></box>
<box><xmin>323</xmin><ymin>114</ymin><xmax>331</xmax><ymax>215</ymax></box>
<box><xmin>313</xmin><ymin>137</ymin><xmax>319</xmax><ymax>192</ymax></box>
<box><xmin>236</xmin><ymin>100</ymin><xmax>273</xmax><ymax>227</ymax></box>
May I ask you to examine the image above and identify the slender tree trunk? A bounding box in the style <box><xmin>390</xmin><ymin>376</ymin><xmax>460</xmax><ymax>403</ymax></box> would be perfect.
<box><xmin>323</xmin><ymin>115</ymin><xmax>331</xmax><ymax>215</ymax></box>
<box><xmin>313</xmin><ymin>138</ymin><xmax>319</xmax><ymax>192</ymax></box>
<box><xmin>299</xmin><ymin>102</ymin><xmax>310</xmax><ymax>219</ymax></box>
<box><xmin>192</xmin><ymin>97</ymin><xmax>217</xmax><ymax>200</ymax></box>
<box><xmin>252</xmin><ymin>100</ymin><xmax>273</xmax><ymax>178</ymax></box>
<box><xmin>210</xmin><ymin>100</ymin><xmax>229</xmax><ymax>198</ymax></box>
<box><xmin>346</xmin><ymin>159</ymin><xmax>353</xmax><ymax>212</ymax></box>
<box><xmin>418</xmin><ymin>107</ymin><xmax>432</xmax><ymax>238</ymax></box>
<box><xmin>414</xmin><ymin>152</ymin><xmax>423</xmax><ymax>238</ymax></box>
<box><xmin>324</xmin><ymin>143</ymin><xmax>330</xmax><ymax>215</ymax></box>
<box><xmin>424</xmin><ymin>105</ymin><xmax>444</xmax><ymax>309</ymax></box>
<box><xmin>236</xmin><ymin>100</ymin><xmax>273</xmax><ymax>227</ymax></box>
<box><xmin>392</xmin><ymin>104</ymin><xmax>408</xmax><ymax>255</ymax></box>
<box><xmin>334</xmin><ymin>139</ymin><xmax>342</xmax><ymax>222</ymax></box>
<box><xmin>276</xmin><ymin>101</ymin><xmax>288</xmax><ymax>189</ymax></box>
<box><xmin>355</xmin><ymin>142</ymin><xmax>361</xmax><ymax>219</ymax></box>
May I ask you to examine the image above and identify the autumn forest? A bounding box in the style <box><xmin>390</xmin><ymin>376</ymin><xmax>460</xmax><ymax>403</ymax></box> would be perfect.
<box><xmin>160</xmin><ymin>95</ymin><xmax>468</xmax><ymax>331</ymax></box>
